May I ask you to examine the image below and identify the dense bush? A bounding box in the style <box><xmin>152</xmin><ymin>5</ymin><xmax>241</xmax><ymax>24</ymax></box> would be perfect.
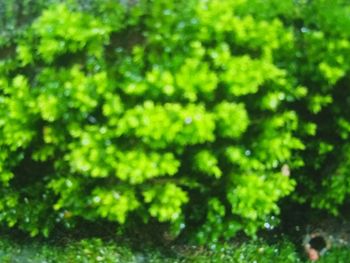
<box><xmin>1</xmin><ymin>0</ymin><xmax>350</xmax><ymax>244</ymax></box>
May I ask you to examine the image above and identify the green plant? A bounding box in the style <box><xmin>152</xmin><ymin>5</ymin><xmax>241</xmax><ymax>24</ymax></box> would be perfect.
<box><xmin>2</xmin><ymin>0</ymin><xmax>350</xmax><ymax>245</ymax></box>
<box><xmin>0</xmin><ymin>0</ymin><xmax>300</xmax><ymax>243</ymax></box>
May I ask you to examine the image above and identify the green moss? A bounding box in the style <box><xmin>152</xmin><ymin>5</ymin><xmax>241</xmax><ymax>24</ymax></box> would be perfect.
<box><xmin>1</xmin><ymin>0</ymin><xmax>350</xmax><ymax>245</ymax></box>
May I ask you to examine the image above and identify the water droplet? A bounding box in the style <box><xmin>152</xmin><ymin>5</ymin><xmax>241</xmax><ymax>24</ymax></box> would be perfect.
<box><xmin>115</xmin><ymin>47</ymin><xmax>123</xmax><ymax>53</ymax></box>
<box><xmin>177</xmin><ymin>22</ymin><xmax>185</xmax><ymax>29</ymax></box>
<box><xmin>245</xmin><ymin>150</ymin><xmax>251</xmax><ymax>156</ymax></box>
<box><xmin>191</xmin><ymin>18</ymin><xmax>198</xmax><ymax>25</ymax></box>
<box><xmin>163</xmin><ymin>9</ymin><xmax>172</xmax><ymax>16</ymax></box>
<box><xmin>66</xmin><ymin>179</ymin><xmax>73</xmax><ymax>188</ymax></box>
<box><xmin>82</xmin><ymin>137</ymin><xmax>90</xmax><ymax>146</ymax></box>
<box><xmin>88</xmin><ymin>115</ymin><xmax>97</xmax><ymax>123</ymax></box>
<box><xmin>264</xmin><ymin>222</ymin><xmax>271</xmax><ymax>229</ymax></box>
<box><xmin>184</xmin><ymin>117</ymin><xmax>192</xmax><ymax>124</ymax></box>
<box><xmin>93</xmin><ymin>196</ymin><xmax>101</xmax><ymax>203</ymax></box>
<box><xmin>211</xmin><ymin>52</ymin><xmax>218</xmax><ymax>59</ymax></box>
<box><xmin>301</xmin><ymin>27</ymin><xmax>309</xmax><ymax>33</ymax></box>
<box><xmin>99</xmin><ymin>127</ymin><xmax>107</xmax><ymax>134</ymax></box>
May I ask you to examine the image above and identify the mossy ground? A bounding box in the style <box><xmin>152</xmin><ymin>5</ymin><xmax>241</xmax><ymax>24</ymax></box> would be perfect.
<box><xmin>0</xmin><ymin>233</ymin><xmax>349</xmax><ymax>263</ymax></box>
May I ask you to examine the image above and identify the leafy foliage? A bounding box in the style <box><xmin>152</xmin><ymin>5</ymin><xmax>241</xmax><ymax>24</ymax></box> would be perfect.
<box><xmin>1</xmin><ymin>0</ymin><xmax>350</xmax><ymax>245</ymax></box>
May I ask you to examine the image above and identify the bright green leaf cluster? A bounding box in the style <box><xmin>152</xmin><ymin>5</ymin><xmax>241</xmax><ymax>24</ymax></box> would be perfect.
<box><xmin>2</xmin><ymin>0</ymin><xmax>350</xmax><ymax>245</ymax></box>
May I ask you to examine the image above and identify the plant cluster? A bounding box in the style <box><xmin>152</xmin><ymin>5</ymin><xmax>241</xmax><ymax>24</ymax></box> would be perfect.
<box><xmin>1</xmin><ymin>0</ymin><xmax>350</xmax><ymax>244</ymax></box>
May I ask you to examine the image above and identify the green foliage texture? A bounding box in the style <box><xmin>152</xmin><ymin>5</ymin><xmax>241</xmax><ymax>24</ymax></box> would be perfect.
<box><xmin>1</xmin><ymin>0</ymin><xmax>350</xmax><ymax>244</ymax></box>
